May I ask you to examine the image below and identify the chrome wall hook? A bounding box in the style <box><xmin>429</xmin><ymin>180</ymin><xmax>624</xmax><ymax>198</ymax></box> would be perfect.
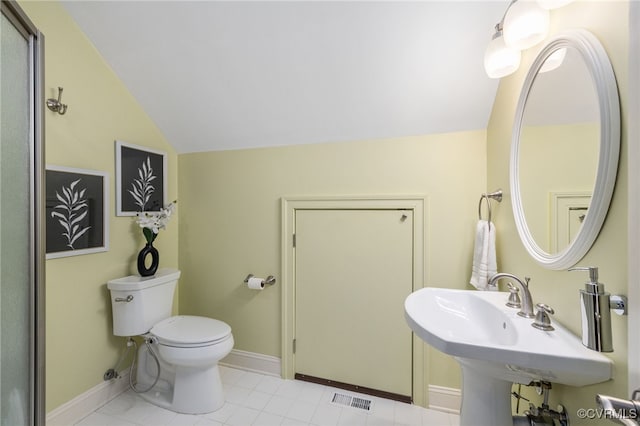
<box><xmin>46</xmin><ymin>87</ymin><xmax>68</xmax><ymax>115</ymax></box>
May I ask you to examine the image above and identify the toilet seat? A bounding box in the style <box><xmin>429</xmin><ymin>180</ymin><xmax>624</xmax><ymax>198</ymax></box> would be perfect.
<box><xmin>151</xmin><ymin>315</ymin><xmax>232</xmax><ymax>348</ymax></box>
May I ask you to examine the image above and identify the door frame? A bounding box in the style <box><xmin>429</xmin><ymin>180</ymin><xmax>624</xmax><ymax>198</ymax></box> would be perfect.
<box><xmin>281</xmin><ymin>195</ymin><xmax>427</xmax><ymax>405</ymax></box>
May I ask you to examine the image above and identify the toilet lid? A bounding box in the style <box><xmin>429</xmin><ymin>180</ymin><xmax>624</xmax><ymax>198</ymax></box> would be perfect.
<box><xmin>151</xmin><ymin>315</ymin><xmax>231</xmax><ymax>346</ymax></box>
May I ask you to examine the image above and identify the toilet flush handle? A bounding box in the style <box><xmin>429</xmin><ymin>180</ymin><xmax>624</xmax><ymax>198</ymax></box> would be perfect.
<box><xmin>114</xmin><ymin>295</ymin><xmax>134</xmax><ymax>303</ymax></box>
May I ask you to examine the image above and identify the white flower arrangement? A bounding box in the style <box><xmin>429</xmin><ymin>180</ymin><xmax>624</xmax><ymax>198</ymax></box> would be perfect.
<box><xmin>135</xmin><ymin>201</ymin><xmax>176</xmax><ymax>244</ymax></box>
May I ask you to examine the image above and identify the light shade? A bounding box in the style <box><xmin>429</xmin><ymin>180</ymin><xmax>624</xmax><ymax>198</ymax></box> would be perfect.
<box><xmin>536</xmin><ymin>0</ymin><xmax>575</xmax><ymax>10</ymax></box>
<box><xmin>503</xmin><ymin>0</ymin><xmax>550</xmax><ymax>50</ymax></box>
<box><xmin>539</xmin><ymin>47</ymin><xmax>567</xmax><ymax>73</ymax></box>
<box><xmin>484</xmin><ymin>34</ymin><xmax>521</xmax><ymax>79</ymax></box>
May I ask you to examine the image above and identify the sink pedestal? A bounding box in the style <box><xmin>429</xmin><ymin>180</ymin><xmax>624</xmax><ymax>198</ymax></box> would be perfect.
<box><xmin>458</xmin><ymin>358</ymin><xmax>514</xmax><ymax>426</ymax></box>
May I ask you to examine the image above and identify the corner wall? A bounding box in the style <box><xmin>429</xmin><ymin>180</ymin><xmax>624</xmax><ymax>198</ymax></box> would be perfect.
<box><xmin>487</xmin><ymin>2</ymin><xmax>629</xmax><ymax>421</ymax></box>
<box><xmin>178</xmin><ymin>132</ymin><xmax>487</xmax><ymax>400</ymax></box>
<box><xmin>18</xmin><ymin>1</ymin><xmax>179</xmax><ymax>413</ymax></box>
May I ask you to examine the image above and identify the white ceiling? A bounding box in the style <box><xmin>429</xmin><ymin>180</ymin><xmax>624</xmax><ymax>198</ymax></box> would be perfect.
<box><xmin>62</xmin><ymin>1</ymin><xmax>506</xmax><ymax>154</ymax></box>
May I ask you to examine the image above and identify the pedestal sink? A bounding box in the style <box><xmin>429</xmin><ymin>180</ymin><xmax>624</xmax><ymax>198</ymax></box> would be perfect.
<box><xmin>404</xmin><ymin>287</ymin><xmax>614</xmax><ymax>426</ymax></box>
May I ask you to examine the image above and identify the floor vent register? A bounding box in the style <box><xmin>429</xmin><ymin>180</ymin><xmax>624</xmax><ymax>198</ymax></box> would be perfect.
<box><xmin>331</xmin><ymin>392</ymin><xmax>373</xmax><ymax>411</ymax></box>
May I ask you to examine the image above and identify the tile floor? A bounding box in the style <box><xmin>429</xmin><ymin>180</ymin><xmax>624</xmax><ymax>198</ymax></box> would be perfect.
<box><xmin>76</xmin><ymin>366</ymin><xmax>460</xmax><ymax>426</ymax></box>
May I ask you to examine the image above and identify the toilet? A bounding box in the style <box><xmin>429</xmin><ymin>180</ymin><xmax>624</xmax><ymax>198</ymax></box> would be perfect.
<box><xmin>107</xmin><ymin>268</ymin><xmax>233</xmax><ymax>414</ymax></box>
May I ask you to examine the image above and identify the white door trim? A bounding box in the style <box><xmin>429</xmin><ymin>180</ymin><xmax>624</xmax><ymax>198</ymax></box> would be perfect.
<box><xmin>281</xmin><ymin>195</ymin><xmax>427</xmax><ymax>405</ymax></box>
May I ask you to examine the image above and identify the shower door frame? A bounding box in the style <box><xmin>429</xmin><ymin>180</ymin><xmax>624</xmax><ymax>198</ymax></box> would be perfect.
<box><xmin>1</xmin><ymin>1</ymin><xmax>46</xmax><ymax>424</ymax></box>
<box><xmin>628</xmin><ymin>0</ymin><xmax>640</xmax><ymax>396</ymax></box>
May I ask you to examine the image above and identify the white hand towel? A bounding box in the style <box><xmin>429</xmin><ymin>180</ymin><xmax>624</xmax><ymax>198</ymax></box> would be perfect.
<box><xmin>470</xmin><ymin>220</ymin><xmax>497</xmax><ymax>290</ymax></box>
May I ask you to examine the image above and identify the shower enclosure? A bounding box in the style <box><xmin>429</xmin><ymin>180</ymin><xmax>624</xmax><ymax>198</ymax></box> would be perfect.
<box><xmin>1</xmin><ymin>1</ymin><xmax>45</xmax><ymax>424</ymax></box>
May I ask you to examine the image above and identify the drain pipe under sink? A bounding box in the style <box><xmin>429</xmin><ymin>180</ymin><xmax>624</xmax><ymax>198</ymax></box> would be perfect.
<box><xmin>511</xmin><ymin>381</ymin><xmax>569</xmax><ymax>426</ymax></box>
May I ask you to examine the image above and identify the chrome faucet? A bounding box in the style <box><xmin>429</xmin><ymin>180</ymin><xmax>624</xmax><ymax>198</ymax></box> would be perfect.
<box><xmin>488</xmin><ymin>273</ymin><xmax>535</xmax><ymax>318</ymax></box>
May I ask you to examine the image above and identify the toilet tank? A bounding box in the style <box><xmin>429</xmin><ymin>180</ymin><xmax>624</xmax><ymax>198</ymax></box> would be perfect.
<box><xmin>107</xmin><ymin>268</ymin><xmax>181</xmax><ymax>336</ymax></box>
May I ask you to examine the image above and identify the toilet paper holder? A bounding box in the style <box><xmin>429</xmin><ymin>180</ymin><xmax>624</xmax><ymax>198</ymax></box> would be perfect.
<box><xmin>244</xmin><ymin>274</ymin><xmax>276</xmax><ymax>286</ymax></box>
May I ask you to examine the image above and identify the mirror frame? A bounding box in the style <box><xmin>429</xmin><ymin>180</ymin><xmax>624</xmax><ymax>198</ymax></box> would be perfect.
<box><xmin>510</xmin><ymin>29</ymin><xmax>620</xmax><ymax>270</ymax></box>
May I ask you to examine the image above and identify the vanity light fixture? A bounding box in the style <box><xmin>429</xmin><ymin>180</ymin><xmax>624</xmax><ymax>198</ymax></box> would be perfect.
<box><xmin>484</xmin><ymin>23</ymin><xmax>522</xmax><ymax>79</ymax></box>
<box><xmin>484</xmin><ymin>0</ymin><xmax>574</xmax><ymax>79</ymax></box>
<box><xmin>503</xmin><ymin>0</ymin><xmax>550</xmax><ymax>51</ymax></box>
<box><xmin>536</xmin><ymin>0</ymin><xmax>575</xmax><ymax>10</ymax></box>
<box><xmin>538</xmin><ymin>47</ymin><xmax>567</xmax><ymax>73</ymax></box>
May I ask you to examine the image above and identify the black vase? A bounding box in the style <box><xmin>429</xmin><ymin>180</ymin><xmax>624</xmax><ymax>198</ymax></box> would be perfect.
<box><xmin>137</xmin><ymin>242</ymin><xmax>159</xmax><ymax>277</ymax></box>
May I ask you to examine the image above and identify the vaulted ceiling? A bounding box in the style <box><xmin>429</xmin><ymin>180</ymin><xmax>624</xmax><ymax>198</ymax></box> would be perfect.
<box><xmin>62</xmin><ymin>1</ymin><xmax>506</xmax><ymax>153</ymax></box>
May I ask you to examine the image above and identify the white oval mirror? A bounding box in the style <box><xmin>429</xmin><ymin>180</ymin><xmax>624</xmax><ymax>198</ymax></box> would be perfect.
<box><xmin>510</xmin><ymin>29</ymin><xmax>620</xmax><ymax>270</ymax></box>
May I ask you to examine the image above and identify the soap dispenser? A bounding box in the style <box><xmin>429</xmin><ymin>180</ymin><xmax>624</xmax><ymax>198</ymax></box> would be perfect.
<box><xmin>569</xmin><ymin>266</ymin><xmax>613</xmax><ymax>352</ymax></box>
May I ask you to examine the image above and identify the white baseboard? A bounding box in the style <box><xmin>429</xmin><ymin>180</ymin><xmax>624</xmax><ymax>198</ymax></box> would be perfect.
<box><xmin>46</xmin><ymin>353</ymin><xmax>452</xmax><ymax>423</ymax></box>
<box><xmin>220</xmin><ymin>349</ymin><xmax>281</xmax><ymax>377</ymax></box>
<box><xmin>45</xmin><ymin>351</ymin><xmax>279</xmax><ymax>425</ymax></box>
<box><xmin>428</xmin><ymin>385</ymin><xmax>461</xmax><ymax>414</ymax></box>
<box><xmin>46</xmin><ymin>369</ymin><xmax>130</xmax><ymax>426</ymax></box>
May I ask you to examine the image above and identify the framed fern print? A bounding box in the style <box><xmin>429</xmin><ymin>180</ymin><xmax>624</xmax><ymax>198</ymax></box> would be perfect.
<box><xmin>115</xmin><ymin>141</ymin><xmax>167</xmax><ymax>216</ymax></box>
<box><xmin>46</xmin><ymin>166</ymin><xmax>109</xmax><ymax>259</ymax></box>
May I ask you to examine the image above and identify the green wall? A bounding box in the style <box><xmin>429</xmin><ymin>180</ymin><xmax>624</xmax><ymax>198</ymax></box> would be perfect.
<box><xmin>17</xmin><ymin>0</ymin><xmax>633</xmax><ymax>420</ymax></box>
<box><xmin>518</xmin><ymin>123</ymin><xmax>598</xmax><ymax>251</ymax></box>
<box><xmin>18</xmin><ymin>1</ymin><xmax>179</xmax><ymax>413</ymax></box>
<box><xmin>487</xmin><ymin>1</ymin><xmax>629</xmax><ymax>422</ymax></box>
<box><xmin>178</xmin><ymin>132</ymin><xmax>488</xmax><ymax>402</ymax></box>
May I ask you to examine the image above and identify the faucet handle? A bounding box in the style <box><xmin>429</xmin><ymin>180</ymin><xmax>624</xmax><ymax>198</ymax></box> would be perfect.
<box><xmin>536</xmin><ymin>303</ymin><xmax>554</xmax><ymax>314</ymax></box>
<box><xmin>506</xmin><ymin>283</ymin><xmax>521</xmax><ymax>309</ymax></box>
<box><xmin>532</xmin><ymin>303</ymin><xmax>555</xmax><ymax>331</ymax></box>
<box><xmin>524</xmin><ymin>277</ymin><xmax>531</xmax><ymax>287</ymax></box>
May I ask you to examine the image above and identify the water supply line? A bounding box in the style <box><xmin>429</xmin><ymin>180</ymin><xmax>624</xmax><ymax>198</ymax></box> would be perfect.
<box><xmin>128</xmin><ymin>337</ymin><xmax>162</xmax><ymax>393</ymax></box>
<box><xmin>104</xmin><ymin>336</ymin><xmax>161</xmax><ymax>394</ymax></box>
<box><xmin>103</xmin><ymin>339</ymin><xmax>131</xmax><ymax>381</ymax></box>
<box><xmin>512</xmin><ymin>381</ymin><xmax>569</xmax><ymax>425</ymax></box>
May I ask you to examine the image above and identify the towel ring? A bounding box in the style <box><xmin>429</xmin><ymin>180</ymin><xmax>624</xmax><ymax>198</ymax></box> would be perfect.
<box><xmin>478</xmin><ymin>189</ymin><xmax>503</xmax><ymax>225</ymax></box>
<box><xmin>478</xmin><ymin>195</ymin><xmax>492</xmax><ymax>223</ymax></box>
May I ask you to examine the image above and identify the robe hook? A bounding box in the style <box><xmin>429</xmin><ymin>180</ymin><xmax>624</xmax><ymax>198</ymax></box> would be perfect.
<box><xmin>46</xmin><ymin>87</ymin><xmax>68</xmax><ymax>115</ymax></box>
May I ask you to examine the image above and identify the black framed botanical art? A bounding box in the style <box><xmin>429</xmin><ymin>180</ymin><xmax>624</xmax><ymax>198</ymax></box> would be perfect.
<box><xmin>115</xmin><ymin>141</ymin><xmax>167</xmax><ymax>216</ymax></box>
<box><xmin>46</xmin><ymin>166</ymin><xmax>109</xmax><ymax>259</ymax></box>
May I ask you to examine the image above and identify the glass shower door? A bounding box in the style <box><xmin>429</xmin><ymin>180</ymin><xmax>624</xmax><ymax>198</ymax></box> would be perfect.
<box><xmin>1</xmin><ymin>3</ymin><xmax>45</xmax><ymax>425</ymax></box>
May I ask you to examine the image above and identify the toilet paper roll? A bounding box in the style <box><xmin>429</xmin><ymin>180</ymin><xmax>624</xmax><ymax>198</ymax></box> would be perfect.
<box><xmin>247</xmin><ymin>276</ymin><xmax>265</xmax><ymax>290</ymax></box>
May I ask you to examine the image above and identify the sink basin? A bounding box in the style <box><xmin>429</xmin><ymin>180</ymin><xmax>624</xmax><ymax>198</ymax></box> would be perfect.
<box><xmin>405</xmin><ymin>287</ymin><xmax>613</xmax><ymax>386</ymax></box>
<box><xmin>405</xmin><ymin>287</ymin><xmax>614</xmax><ymax>425</ymax></box>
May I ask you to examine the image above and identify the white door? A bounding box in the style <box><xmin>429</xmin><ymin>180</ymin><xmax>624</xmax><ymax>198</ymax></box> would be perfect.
<box><xmin>294</xmin><ymin>209</ymin><xmax>414</xmax><ymax>398</ymax></box>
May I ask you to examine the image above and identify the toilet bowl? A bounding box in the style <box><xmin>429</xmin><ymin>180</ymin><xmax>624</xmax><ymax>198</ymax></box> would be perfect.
<box><xmin>138</xmin><ymin>316</ymin><xmax>234</xmax><ymax>413</ymax></box>
<box><xmin>107</xmin><ymin>269</ymin><xmax>234</xmax><ymax>414</ymax></box>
